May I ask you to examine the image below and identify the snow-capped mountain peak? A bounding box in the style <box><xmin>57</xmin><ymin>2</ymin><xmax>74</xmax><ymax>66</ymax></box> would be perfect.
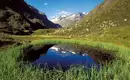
<box><xmin>50</xmin><ymin>12</ymin><xmax>87</xmax><ymax>27</ymax></box>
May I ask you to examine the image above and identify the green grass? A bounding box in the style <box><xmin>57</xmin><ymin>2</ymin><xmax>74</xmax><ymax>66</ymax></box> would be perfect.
<box><xmin>0</xmin><ymin>39</ymin><xmax>130</xmax><ymax>80</ymax></box>
<box><xmin>6</xmin><ymin>25</ymin><xmax>129</xmax><ymax>48</ymax></box>
<box><xmin>50</xmin><ymin>26</ymin><xmax>130</xmax><ymax>47</ymax></box>
<box><xmin>0</xmin><ymin>29</ymin><xmax>129</xmax><ymax>80</ymax></box>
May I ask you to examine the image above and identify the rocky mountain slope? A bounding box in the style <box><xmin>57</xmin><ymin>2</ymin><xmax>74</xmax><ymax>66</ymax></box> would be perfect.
<box><xmin>79</xmin><ymin>0</ymin><xmax>130</xmax><ymax>30</ymax></box>
<box><xmin>0</xmin><ymin>0</ymin><xmax>61</xmax><ymax>35</ymax></box>
<box><xmin>51</xmin><ymin>12</ymin><xmax>87</xmax><ymax>27</ymax></box>
<box><xmin>54</xmin><ymin>0</ymin><xmax>130</xmax><ymax>36</ymax></box>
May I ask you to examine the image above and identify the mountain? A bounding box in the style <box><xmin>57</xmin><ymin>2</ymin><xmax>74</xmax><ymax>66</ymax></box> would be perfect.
<box><xmin>0</xmin><ymin>0</ymin><xmax>61</xmax><ymax>35</ymax></box>
<box><xmin>53</xmin><ymin>0</ymin><xmax>130</xmax><ymax>36</ymax></box>
<box><xmin>50</xmin><ymin>12</ymin><xmax>87</xmax><ymax>27</ymax></box>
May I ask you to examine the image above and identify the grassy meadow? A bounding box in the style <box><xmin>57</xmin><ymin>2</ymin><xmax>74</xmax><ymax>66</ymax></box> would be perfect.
<box><xmin>0</xmin><ymin>24</ymin><xmax>130</xmax><ymax>80</ymax></box>
<box><xmin>0</xmin><ymin>37</ymin><xmax>130</xmax><ymax>80</ymax></box>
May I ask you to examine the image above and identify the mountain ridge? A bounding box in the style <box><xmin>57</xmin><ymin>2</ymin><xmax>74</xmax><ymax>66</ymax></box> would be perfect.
<box><xmin>0</xmin><ymin>0</ymin><xmax>61</xmax><ymax>35</ymax></box>
<box><xmin>50</xmin><ymin>12</ymin><xmax>87</xmax><ymax>27</ymax></box>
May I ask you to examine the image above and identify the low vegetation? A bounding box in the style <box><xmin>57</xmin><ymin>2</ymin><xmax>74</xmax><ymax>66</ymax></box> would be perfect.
<box><xmin>0</xmin><ymin>39</ymin><xmax>130</xmax><ymax>80</ymax></box>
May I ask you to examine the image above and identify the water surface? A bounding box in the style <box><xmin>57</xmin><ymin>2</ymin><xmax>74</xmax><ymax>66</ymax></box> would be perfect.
<box><xmin>33</xmin><ymin>45</ymin><xmax>99</xmax><ymax>70</ymax></box>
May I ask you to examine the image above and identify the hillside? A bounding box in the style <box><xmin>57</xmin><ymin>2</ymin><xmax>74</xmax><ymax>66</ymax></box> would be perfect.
<box><xmin>0</xmin><ymin>0</ymin><xmax>61</xmax><ymax>35</ymax></box>
<box><xmin>51</xmin><ymin>12</ymin><xmax>87</xmax><ymax>27</ymax></box>
<box><xmin>53</xmin><ymin>0</ymin><xmax>130</xmax><ymax>36</ymax></box>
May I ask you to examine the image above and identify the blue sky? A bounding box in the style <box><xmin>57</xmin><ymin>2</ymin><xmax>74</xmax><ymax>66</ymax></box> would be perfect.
<box><xmin>25</xmin><ymin>0</ymin><xmax>103</xmax><ymax>19</ymax></box>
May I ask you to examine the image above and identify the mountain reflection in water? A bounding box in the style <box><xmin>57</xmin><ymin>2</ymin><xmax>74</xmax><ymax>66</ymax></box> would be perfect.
<box><xmin>32</xmin><ymin>46</ymin><xmax>99</xmax><ymax>70</ymax></box>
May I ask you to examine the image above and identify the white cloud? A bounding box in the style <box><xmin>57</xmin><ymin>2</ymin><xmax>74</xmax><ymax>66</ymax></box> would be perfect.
<box><xmin>50</xmin><ymin>16</ymin><xmax>56</xmax><ymax>19</ymax></box>
<box><xmin>57</xmin><ymin>11</ymin><xmax>72</xmax><ymax>16</ymax></box>
<box><xmin>44</xmin><ymin>3</ymin><xmax>48</xmax><ymax>6</ymax></box>
<box><xmin>49</xmin><ymin>10</ymin><xmax>72</xmax><ymax>20</ymax></box>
